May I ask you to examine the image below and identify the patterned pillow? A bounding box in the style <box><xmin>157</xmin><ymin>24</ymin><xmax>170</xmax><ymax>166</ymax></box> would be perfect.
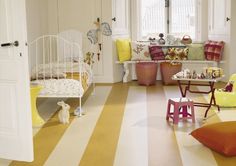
<box><xmin>204</xmin><ymin>40</ymin><xmax>225</xmax><ymax>62</ymax></box>
<box><xmin>165</xmin><ymin>47</ymin><xmax>188</xmax><ymax>60</ymax></box>
<box><xmin>131</xmin><ymin>42</ymin><xmax>151</xmax><ymax>61</ymax></box>
<box><xmin>187</xmin><ymin>43</ymin><xmax>205</xmax><ymax>60</ymax></box>
<box><xmin>149</xmin><ymin>45</ymin><xmax>165</xmax><ymax>61</ymax></box>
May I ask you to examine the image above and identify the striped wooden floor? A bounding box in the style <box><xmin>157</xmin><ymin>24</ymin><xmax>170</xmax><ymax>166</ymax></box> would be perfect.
<box><xmin>1</xmin><ymin>81</ymin><xmax>236</xmax><ymax>166</ymax></box>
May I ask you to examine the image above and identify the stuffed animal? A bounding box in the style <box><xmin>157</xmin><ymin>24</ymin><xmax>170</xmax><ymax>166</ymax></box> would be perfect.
<box><xmin>57</xmin><ymin>101</ymin><xmax>70</xmax><ymax>124</ymax></box>
<box><xmin>84</xmin><ymin>52</ymin><xmax>95</xmax><ymax>65</ymax></box>
<box><xmin>224</xmin><ymin>81</ymin><xmax>234</xmax><ymax>92</ymax></box>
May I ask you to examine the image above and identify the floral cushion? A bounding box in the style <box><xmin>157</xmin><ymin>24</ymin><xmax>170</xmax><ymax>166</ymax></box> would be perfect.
<box><xmin>204</xmin><ymin>40</ymin><xmax>225</xmax><ymax>62</ymax></box>
<box><xmin>165</xmin><ymin>48</ymin><xmax>188</xmax><ymax>60</ymax></box>
<box><xmin>131</xmin><ymin>42</ymin><xmax>151</xmax><ymax>61</ymax></box>
<box><xmin>149</xmin><ymin>45</ymin><xmax>165</xmax><ymax>61</ymax></box>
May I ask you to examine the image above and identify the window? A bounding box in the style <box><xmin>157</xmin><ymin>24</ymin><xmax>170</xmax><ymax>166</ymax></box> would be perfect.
<box><xmin>140</xmin><ymin>0</ymin><xmax>198</xmax><ymax>39</ymax></box>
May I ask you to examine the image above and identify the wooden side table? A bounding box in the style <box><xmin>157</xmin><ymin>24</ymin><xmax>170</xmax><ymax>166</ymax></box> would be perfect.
<box><xmin>30</xmin><ymin>85</ymin><xmax>44</xmax><ymax>127</ymax></box>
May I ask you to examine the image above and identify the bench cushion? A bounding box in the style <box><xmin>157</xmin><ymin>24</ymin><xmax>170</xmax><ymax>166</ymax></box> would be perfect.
<box><xmin>131</xmin><ymin>42</ymin><xmax>152</xmax><ymax>61</ymax></box>
<box><xmin>116</xmin><ymin>39</ymin><xmax>131</xmax><ymax>62</ymax></box>
<box><xmin>204</xmin><ymin>40</ymin><xmax>225</xmax><ymax>62</ymax></box>
<box><xmin>149</xmin><ymin>45</ymin><xmax>165</xmax><ymax>61</ymax></box>
<box><xmin>165</xmin><ymin>48</ymin><xmax>188</xmax><ymax>60</ymax></box>
<box><xmin>187</xmin><ymin>43</ymin><xmax>205</xmax><ymax>60</ymax></box>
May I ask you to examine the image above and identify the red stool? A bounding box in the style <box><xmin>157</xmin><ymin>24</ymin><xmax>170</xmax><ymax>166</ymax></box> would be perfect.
<box><xmin>166</xmin><ymin>98</ymin><xmax>195</xmax><ymax>125</ymax></box>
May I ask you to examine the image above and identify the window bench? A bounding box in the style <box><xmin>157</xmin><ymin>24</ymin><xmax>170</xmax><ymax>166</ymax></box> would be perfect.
<box><xmin>116</xmin><ymin>60</ymin><xmax>225</xmax><ymax>83</ymax></box>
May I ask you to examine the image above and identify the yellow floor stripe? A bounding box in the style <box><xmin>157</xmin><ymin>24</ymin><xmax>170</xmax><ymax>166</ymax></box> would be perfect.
<box><xmin>10</xmin><ymin>98</ymin><xmax>81</xmax><ymax>166</ymax></box>
<box><xmin>43</xmin><ymin>86</ymin><xmax>112</xmax><ymax>166</ymax></box>
<box><xmin>147</xmin><ymin>82</ymin><xmax>183</xmax><ymax>166</ymax></box>
<box><xmin>79</xmin><ymin>83</ymin><xmax>129</xmax><ymax>166</ymax></box>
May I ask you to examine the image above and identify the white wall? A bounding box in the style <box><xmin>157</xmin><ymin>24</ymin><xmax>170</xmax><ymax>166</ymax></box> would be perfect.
<box><xmin>208</xmin><ymin>0</ymin><xmax>231</xmax><ymax>81</ymax></box>
<box><xmin>199</xmin><ymin>0</ymin><xmax>208</xmax><ymax>41</ymax></box>
<box><xmin>26</xmin><ymin>0</ymin><xmax>49</xmax><ymax>70</ymax></box>
<box><xmin>229</xmin><ymin>0</ymin><xmax>236</xmax><ymax>75</ymax></box>
<box><xmin>26</xmin><ymin>0</ymin><xmax>49</xmax><ymax>42</ymax></box>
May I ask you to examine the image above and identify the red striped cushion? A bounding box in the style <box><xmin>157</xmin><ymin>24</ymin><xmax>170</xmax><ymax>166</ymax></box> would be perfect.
<box><xmin>204</xmin><ymin>40</ymin><xmax>224</xmax><ymax>62</ymax></box>
<box><xmin>149</xmin><ymin>45</ymin><xmax>165</xmax><ymax>61</ymax></box>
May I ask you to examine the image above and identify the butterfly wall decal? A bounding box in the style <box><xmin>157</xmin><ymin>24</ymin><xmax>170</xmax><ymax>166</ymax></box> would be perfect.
<box><xmin>87</xmin><ymin>21</ymin><xmax>112</xmax><ymax>44</ymax></box>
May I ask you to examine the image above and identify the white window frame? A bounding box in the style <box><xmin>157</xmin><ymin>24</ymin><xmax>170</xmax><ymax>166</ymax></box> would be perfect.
<box><xmin>131</xmin><ymin>0</ymin><xmax>202</xmax><ymax>41</ymax></box>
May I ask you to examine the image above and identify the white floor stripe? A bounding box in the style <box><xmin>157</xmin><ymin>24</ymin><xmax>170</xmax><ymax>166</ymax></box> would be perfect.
<box><xmin>114</xmin><ymin>86</ymin><xmax>148</xmax><ymax>166</ymax></box>
<box><xmin>164</xmin><ymin>86</ymin><xmax>218</xmax><ymax>166</ymax></box>
<box><xmin>43</xmin><ymin>86</ymin><xmax>112</xmax><ymax>166</ymax></box>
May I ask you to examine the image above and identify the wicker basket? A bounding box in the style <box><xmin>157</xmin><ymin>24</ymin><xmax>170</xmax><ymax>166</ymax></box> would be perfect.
<box><xmin>181</xmin><ymin>35</ymin><xmax>192</xmax><ymax>45</ymax></box>
<box><xmin>136</xmin><ymin>62</ymin><xmax>157</xmax><ymax>86</ymax></box>
<box><xmin>160</xmin><ymin>62</ymin><xmax>182</xmax><ymax>85</ymax></box>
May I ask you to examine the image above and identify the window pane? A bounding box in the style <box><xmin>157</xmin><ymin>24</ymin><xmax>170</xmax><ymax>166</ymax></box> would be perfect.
<box><xmin>141</xmin><ymin>0</ymin><xmax>166</xmax><ymax>38</ymax></box>
<box><xmin>170</xmin><ymin>0</ymin><xmax>196</xmax><ymax>39</ymax></box>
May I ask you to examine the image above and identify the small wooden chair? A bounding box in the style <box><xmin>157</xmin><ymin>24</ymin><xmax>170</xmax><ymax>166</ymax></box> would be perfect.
<box><xmin>166</xmin><ymin>98</ymin><xmax>195</xmax><ymax>125</ymax></box>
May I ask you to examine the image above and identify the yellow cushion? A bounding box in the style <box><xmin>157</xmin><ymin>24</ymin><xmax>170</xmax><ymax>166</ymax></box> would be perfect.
<box><xmin>213</xmin><ymin>74</ymin><xmax>236</xmax><ymax>107</ymax></box>
<box><xmin>191</xmin><ymin>121</ymin><xmax>236</xmax><ymax>156</ymax></box>
<box><xmin>116</xmin><ymin>39</ymin><xmax>131</xmax><ymax>62</ymax></box>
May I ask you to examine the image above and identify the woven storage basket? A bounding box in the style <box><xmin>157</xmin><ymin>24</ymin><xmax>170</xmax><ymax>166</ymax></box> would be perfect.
<box><xmin>160</xmin><ymin>62</ymin><xmax>182</xmax><ymax>85</ymax></box>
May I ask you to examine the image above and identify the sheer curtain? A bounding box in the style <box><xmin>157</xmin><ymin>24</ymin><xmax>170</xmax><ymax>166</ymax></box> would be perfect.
<box><xmin>140</xmin><ymin>0</ymin><xmax>197</xmax><ymax>39</ymax></box>
<box><xmin>170</xmin><ymin>0</ymin><xmax>196</xmax><ymax>39</ymax></box>
<box><xmin>140</xmin><ymin>0</ymin><xmax>166</xmax><ymax>37</ymax></box>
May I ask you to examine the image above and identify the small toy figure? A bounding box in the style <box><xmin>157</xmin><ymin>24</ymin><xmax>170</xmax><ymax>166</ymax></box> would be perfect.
<box><xmin>84</xmin><ymin>52</ymin><xmax>95</xmax><ymax>65</ymax></box>
<box><xmin>57</xmin><ymin>101</ymin><xmax>70</xmax><ymax>124</ymax></box>
<box><xmin>224</xmin><ymin>81</ymin><xmax>234</xmax><ymax>92</ymax></box>
<box><xmin>200</xmin><ymin>72</ymin><xmax>206</xmax><ymax>79</ymax></box>
<box><xmin>158</xmin><ymin>33</ymin><xmax>165</xmax><ymax>45</ymax></box>
<box><xmin>192</xmin><ymin>70</ymin><xmax>197</xmax><ymax>79</ymax></box>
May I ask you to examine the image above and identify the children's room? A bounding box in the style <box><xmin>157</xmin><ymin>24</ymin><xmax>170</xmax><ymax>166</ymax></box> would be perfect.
<box><xmin>1</xmin><ymin>0</ymin><xmax>236</xmax><ymax>165</ymax></box>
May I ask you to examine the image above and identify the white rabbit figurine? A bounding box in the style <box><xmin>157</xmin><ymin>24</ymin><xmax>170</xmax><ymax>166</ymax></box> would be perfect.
<box><xmin>57</xmin><ymin>101</ymin><xmax>70</xmax><ymax>124</ymax></box>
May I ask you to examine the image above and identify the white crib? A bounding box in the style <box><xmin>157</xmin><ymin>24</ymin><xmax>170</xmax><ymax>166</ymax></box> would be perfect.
<box><xmin>29</xmin><ymin>33</ymin><xmax>92</xmax><ymax>116</ymax></box>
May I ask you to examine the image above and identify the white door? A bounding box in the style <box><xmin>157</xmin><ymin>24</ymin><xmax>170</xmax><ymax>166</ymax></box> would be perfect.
<box><xmin>0</xmin><ymin>0</ymin><xmax>33</xmax><ymax>162</ymax></box>
<box><xmin>209</xmin><ymin>0</ymin><xmax>231</xmax><ymax>35</ymax></box>
<box><xmin>112</xmin><ymin>0</ymin><xmax>129</xmax><ymax>35</ymax></box>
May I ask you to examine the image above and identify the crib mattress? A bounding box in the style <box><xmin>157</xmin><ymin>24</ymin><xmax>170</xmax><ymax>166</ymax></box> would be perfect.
<box><xmin>31</xmin><ymin>79</ymin><xmax>84</xmax><ymax>98</ymax></box>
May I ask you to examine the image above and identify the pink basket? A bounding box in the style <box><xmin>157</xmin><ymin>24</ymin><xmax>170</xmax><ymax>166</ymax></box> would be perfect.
<box><xmin>136</xmin><ymin>62</ymin><xmax>157</xmax><ymax>86</ymax></box>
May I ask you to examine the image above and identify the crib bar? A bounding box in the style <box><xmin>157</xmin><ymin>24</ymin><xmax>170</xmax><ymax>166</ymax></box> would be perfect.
<box><xmin>43</xmin><ymin>37</ymin><xmax>45</xmax><ymax>81</ymax></box>
<box><xmin>71</xmin><ymin>44</ymin><xmax>73</xmax><ymax>79</ymax></box>
<box><xmin>36</xmin><ymin>41</ymin><xmax>38</xmax><ymax>80</ymax></box>
<box><xmin>50</xmin><ymin>37</ymin><xmax>52</xmax><ymax>79</ymax></box>
<box><xmin>57</xmin><ymin>38</ymin><xmax>60</xmax><ymax>79</ymax></box>
<box><xmin>63</xmin><ymin>41</ymin><xmax>66</xmax><ymax>78</ymax></box>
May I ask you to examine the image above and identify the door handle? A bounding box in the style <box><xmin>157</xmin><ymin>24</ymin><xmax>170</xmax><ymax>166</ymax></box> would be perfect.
<box><xmin>112</xmin><ymin>17</ymin><xmax>116</xmax><ymax>22</ymax></box>
<box><xmin>1</xmin><ymin>41</ymin><xmax>19</xmax><ymax>47</ymax></box>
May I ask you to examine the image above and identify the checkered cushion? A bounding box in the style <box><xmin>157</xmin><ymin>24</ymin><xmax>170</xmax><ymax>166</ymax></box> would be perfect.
<box><xmin>149</xmin><ymin>45</ymin><xmax>165</xmax><ymax>61</ymax></box>
<box><xmin>204</xmin><ymin>40</ymin><xmax>225</xmax><ymax>62</ymax></box>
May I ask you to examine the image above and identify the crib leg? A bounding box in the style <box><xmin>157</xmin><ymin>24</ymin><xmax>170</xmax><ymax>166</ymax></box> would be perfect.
<box><xmin>79</xmin><ymin>96</ymin><xmax>82</xmax><ymax>117</ymax></box>
<box><xmin>92</xmin><ymin>82</ymin><xmax>96</xmax><ymax>95</ymax></box>
<box><xmin>74</xmin><ymin>97</ymin><xmax>83</xmax><ymax>117</ymax></box>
